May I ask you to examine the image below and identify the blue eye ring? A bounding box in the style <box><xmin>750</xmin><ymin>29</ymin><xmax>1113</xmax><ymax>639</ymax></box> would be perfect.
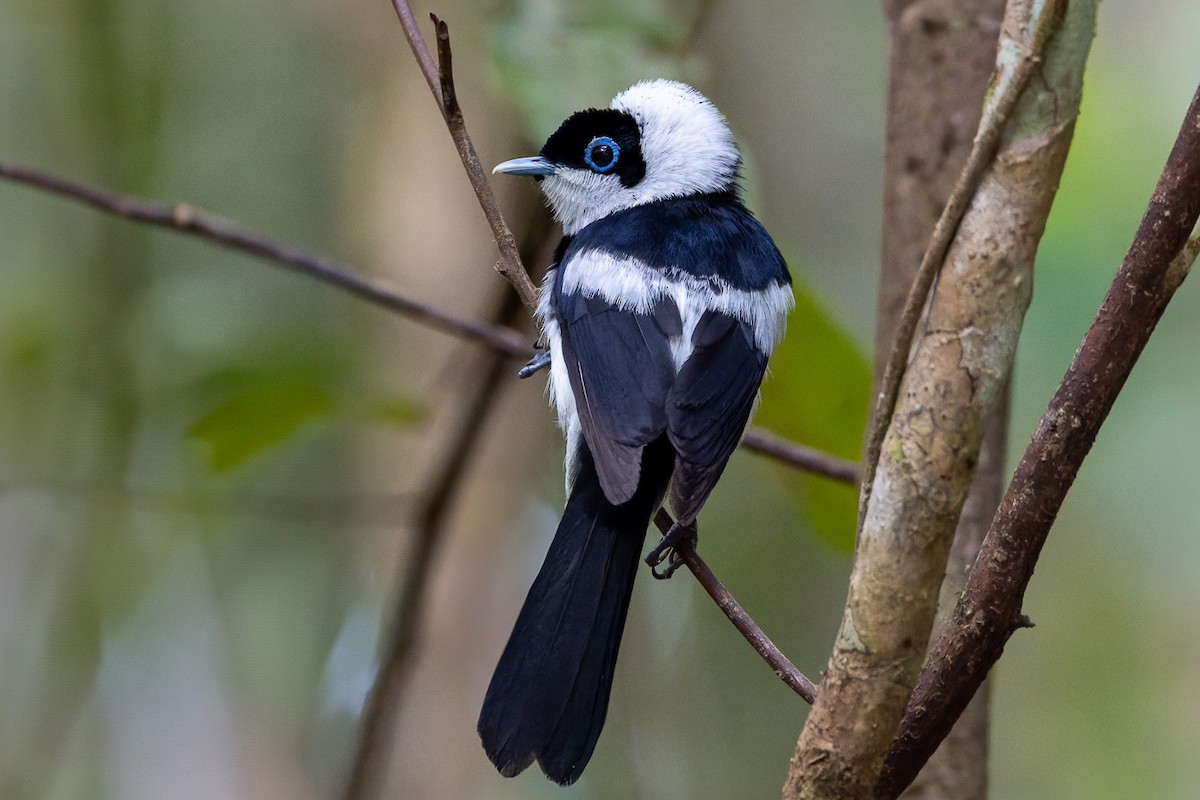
<box><xmin>583</xmin><ymin>136</ymin><xmax>620</xmax><ymax>173</ymax></box>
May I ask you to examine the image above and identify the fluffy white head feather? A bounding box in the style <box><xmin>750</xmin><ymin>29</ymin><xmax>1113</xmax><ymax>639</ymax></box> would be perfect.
<box><xmin>611</xmin><ymin>80</ymin><xmax>740</xmax><ymax>201</ymax></box>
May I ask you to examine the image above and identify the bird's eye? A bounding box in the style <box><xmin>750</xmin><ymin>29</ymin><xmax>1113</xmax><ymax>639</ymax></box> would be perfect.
<box><xmin>583</xmin><ymin>136</ymin><xmax>620</xmax><ymax>173</ymax></box>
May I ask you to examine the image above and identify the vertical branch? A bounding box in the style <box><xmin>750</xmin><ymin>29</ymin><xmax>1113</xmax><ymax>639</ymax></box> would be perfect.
<box><xmin>878</xmin><ymin>80</ymin><xmax>1200</xmax><ymax>798</ymax></box>
<box><xmin>784</xmin><ymin>2</ymin><xmax>1096</xmax><ymax>797</ymax></box>
<box><xmin>874</xmin><ymin>2</ymin><xmax>1008</xmax><ymax>798</ymax></box>
<box><xmin>857</xmin><ymin>0</ymin><xmax>1066</xmax><ymax>530</ymax></box>
<box><xmin>873</xmin><ymin>0</ymin><xmax>1007</xmax><ymax>382</ymax></box>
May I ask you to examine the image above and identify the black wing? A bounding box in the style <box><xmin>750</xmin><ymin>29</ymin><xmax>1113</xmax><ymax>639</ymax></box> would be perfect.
<box><xmin>666</xmin><ymin>310</ymin><xmax>767</xmax><ymax>524</ymax></box>
<box><xmin>556</xmin><ymin>289</ymin><xmax>679</xmax><ymax>505</ymax></box>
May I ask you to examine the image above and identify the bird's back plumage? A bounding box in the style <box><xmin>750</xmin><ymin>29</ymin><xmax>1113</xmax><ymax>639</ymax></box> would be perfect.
<box><xmin>551</xmin><ymin>191</ymin><xmax>790</xmax><ymax>517</ymax></box>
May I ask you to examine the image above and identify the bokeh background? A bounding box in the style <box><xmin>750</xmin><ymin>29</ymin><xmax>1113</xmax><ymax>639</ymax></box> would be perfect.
<box><xmin>1</xmin><ymin>1</ymin><xmax>1198</xmax><ymax>798</ymax></box>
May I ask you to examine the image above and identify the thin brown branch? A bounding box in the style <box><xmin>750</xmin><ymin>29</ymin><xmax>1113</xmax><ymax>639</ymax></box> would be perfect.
<box><xmin>653</xmin><ymin>509</ymin><xmax>818</xmax><ymax>704</ymax></box>
<box><xmin>877</xmin><ymin>4</ymin><xmax>1009</xmax><ymax>797</ymax></box>
<box><xmin>390</xmin><ymin>4</ymin><xmax>539</xmax><ymax>309</ymax></box>
<box><xmin>0</xmin><ymin>159</ymin><xmax>533</xmax><ymax>359</ymax></box>
<box><xmin>0</xmin><ymin>158</ymin><xmax>857</xmax><ymax>483</ymax></box>
<box><xmin>741</xmin><ymin>429</ymin><xmax>861</xmax><ymax>485</ymax></box>
<box><xmin>857</xmin><ymin>0</ymin><xmax>1065</xmax><ymax>534</ymax></box>
<box><xmin>878</xmin><ymin>80</ymin><xmax>1200</xmax><ymax>796</ymax></box>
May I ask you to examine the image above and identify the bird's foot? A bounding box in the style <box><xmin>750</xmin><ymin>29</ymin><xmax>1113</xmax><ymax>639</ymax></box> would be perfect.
<box><xmin>517</xmin><ymin>350</ymin><xmax>552</xmax><ymax>379</ymax></box>
<box><xmin>645</xmin><ymin>522</ymin><xmax>697</xmax><ymax>580</ymax></box>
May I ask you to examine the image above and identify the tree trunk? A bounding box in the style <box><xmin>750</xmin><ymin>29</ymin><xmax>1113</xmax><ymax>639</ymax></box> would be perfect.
<box><xmin>783</xmin><ymin>2</ymin><xmax>1097</xmax><ymax>797</ymax></box>
<box><xmin>873</xmin><ymin>3</ymin><xmax>1008</xmax><ymax>798</ymax></box>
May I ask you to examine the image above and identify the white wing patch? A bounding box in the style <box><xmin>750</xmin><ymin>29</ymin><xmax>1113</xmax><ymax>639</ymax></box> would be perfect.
<box><xmin>558</xmin><ymin>250</ymin><xmax>793</xmax><ymax>356</ymax></box>
<box><xmin>539</xmin><ymin>249</ymin><xmax>792</xmax><ymax>495</ymax></box>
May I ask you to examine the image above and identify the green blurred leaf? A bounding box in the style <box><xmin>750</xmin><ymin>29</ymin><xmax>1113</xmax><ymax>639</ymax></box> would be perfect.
<box><xmin>187</xmin><ymin>379</ymin><xmax>336</xmax><ymax>472</ymax></box>
<box><xmin>366</xmin><ymin>396</ymin><xmax>425</xmax><ymax>428</ymax></box>
<box><xmin>2</xmin><ymin>318</ymin><xmax>59</xmax><ymax>384</ymax></box>
<box><xmin>755</xmin><ymin>270</ymin><xmax>871</xmax><ymax>552</ymax></box>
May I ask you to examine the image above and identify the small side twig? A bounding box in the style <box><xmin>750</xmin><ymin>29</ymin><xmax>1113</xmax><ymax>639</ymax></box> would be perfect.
<box><xmin>0</xmin><ymin>159</ymin><xmax>533</xmax><ymax>359</ymax></box>
<box><xmin>653</xmin><ymin>509</ymin><xmax>817</xmax><ymax>704</ymax></box>
<box><xmin>857</xmin><ymin>0</ymin><xmax>1065</xmax><ymax>533</ymax></box>
<box><xmin>741</xmin><ymin>429</ymin><xmax>860</xmax><ymax>485</ymax></box>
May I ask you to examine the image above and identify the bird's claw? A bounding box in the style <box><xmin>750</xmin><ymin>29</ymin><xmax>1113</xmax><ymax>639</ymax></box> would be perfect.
<box><xmin>517</xmin><ymin>350</ymin><xmax>552</xmax><ymax>379</ymax></box>
<box><xmin>645</xmin><ymin>522</ymin><xmax>697</xmax><ymax>580</ymax></box>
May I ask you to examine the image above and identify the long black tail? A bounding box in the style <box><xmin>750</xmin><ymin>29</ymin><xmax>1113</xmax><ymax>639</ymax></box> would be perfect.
<box><xmin>478</xmin><ymin>440</ymin><xmax>672</xmax><ymax>785</ymax></box>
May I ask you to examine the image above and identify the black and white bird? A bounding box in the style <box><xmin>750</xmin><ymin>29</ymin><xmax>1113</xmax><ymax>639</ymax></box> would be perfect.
<box><xmin>478</xmin><ymin>79</ymin><xmax>793</xmax><ymax>785</ymax></box>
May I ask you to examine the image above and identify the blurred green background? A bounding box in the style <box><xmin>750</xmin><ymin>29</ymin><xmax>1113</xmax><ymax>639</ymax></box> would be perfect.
<box><xmin>1</xmin><ymin>1</ymin><xmax>1198</xmax><ymax>798</ymax></box>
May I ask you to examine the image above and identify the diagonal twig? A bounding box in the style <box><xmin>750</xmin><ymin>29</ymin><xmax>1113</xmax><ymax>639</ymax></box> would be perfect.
<box><xmin>654</xmin><ymin>509</ymin><xmax>818</xmax><ymax>703</ymax></box>
<box><xmin>0</xmin><ymin>157</ymin><xmax>857</xmax><ymax>482</ymax></box>
<box><xmin>740</xmin><ymin>429</ymin><xmax>860</xmax><ymax>485</ymax></box>
<box><xmin>0</xmin><ymin>159</ymin><xmax>533</xmax><ymax>358</ymax></box>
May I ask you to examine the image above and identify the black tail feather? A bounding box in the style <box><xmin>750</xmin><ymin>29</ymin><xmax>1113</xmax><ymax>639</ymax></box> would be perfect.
<box><xmin>479</xmin><ymin>440</ymin><xmax>672</xmax><ymax>785</ymax></box>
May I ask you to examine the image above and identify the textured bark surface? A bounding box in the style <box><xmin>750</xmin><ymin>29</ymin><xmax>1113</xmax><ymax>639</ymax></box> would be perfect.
<box><xmin>874</xmin><ymin>6</ymin><xmax>1007</xmax><ymax>796</ymax></box>
<box><xmin>899</xmin><ymin>394</ymin><xmax>1007</xmax><ymax>800</ymax></box>
<box><xmin>874</xmin><ymin>0</ymin><xmax>1006</xmax><ymax>384</ymax></box>
<box><xmin>784</xmin><ymin>3</ymin><xmax>1096</xmax><ymax>797</ymax></box>
<box><xmin>878</xmin><ymin>76</ymin><xmax>1200</xmax><ymax>798</ymax></box>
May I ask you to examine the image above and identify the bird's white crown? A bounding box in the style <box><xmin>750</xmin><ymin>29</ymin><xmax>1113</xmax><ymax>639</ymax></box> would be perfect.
<box><xmin>611</xmin><ymin>80</ymin><xmax>740</xmax><ymax>201</ymax></box>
